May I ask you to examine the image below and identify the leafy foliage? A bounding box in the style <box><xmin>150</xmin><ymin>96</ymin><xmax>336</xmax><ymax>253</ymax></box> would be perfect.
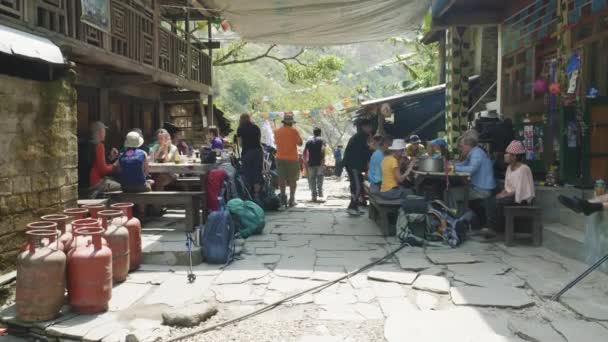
<box><xmin>390</xmin><ymin>33</ymin><xmax>439</xmax><ymax>91</ymax></box>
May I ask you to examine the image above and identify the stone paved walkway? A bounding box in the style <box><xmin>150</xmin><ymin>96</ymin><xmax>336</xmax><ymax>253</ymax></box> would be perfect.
<box><xmin>2</xmin><ymin>178</ymin><xmax>608</xmax><ymax>342</ymax></box>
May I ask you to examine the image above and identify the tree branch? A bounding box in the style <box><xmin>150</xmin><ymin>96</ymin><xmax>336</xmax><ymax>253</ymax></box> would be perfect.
<box><xmin>214</xmin><ymin>45</ymin><xmax>309</xmax><ymax>67</ymax></box>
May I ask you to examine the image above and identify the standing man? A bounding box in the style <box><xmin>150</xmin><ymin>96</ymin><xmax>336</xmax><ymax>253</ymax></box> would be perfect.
<box><xmin>274</xmin><ymin>113</ymin><xmax>303</xmax><ymax>207</ymax></box>
<box><xmin>88</xmin><ymin>121</ymin><xmax>121</xmax><ymax>198</ymax></box>
<box><xmin>235</xmin><ymin>114</ymin><xmax>263</xmax><ymax>200</ymax></box>
<box><xmin>334</xmin><ymin>145</ymin><xmax>344</xmax><ymax>178</ymax></box>
<box><xmin>304</xmin><ymin>127</ymin><xmax>326</xmax><ymax>202</ymax></box>
<box><xmin>343</xmin><ymin>120</ymin><xmax>373</xmax><ymax>215</ymax></box>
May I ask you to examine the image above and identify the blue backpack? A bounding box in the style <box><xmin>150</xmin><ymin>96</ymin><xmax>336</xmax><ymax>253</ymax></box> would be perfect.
<box><xmin>227</xmin><ymin>199</ymin><xmax>265</xmax><ymax>239</ymax></box>
<box><xmin>201</xmin><ymin>197</ymin><xmax>235</xmax><ymax>264</ymax></box>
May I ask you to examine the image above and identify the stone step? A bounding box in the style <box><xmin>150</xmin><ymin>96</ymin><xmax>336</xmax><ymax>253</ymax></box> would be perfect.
<box><xmin>141</xmin><ymin>229</ymin><xmax>203</xmax><ymax>266</ymax></box>
<box><xmin>543</xmin><ymin>222</ymin><xmax>585</xmax><ymax>263</ymax></box>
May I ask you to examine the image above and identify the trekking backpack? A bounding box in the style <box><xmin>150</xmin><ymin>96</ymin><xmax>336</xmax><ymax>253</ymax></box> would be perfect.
<box><xmin>201</xmin><ymin>197</ymin><xmax>235</xmax><ymax>264</ymax></box>
<box><xmin>206</xmin><ymin>169</ymin><xmax>228</xmax><ymax>212</ymax></box>
<box><xmin>227</xmin><ymin>199</ymin><xmax>265</xmax><ymax>239</ymax></box>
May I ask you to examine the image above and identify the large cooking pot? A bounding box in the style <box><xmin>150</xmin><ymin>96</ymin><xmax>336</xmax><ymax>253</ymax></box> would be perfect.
<box><xmin>417</xmin><ymin>157</ymin><xmax>444</xmax><ymax>173</ymax></box>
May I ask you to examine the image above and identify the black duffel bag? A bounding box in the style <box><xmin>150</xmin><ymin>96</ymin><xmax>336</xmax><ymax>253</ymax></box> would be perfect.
<box><xmin>401</xmin><ymin>195</ymin><xmax>428</xmax><ymax>214</ymax></box>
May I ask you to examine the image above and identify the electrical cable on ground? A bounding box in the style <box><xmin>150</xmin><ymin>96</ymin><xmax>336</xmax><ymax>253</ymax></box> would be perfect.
<box><xmin>162</xmin><ymin>242</ymin><xmax>410</xmax><ymax>342</ymax></box>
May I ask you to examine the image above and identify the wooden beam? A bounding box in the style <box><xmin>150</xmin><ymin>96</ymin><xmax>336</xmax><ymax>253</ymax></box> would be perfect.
<box><xmin>189</xmin><ymin>0</ymin><xmax>216</xmax><ymax>18</ymax></box>
<box><xmin>104</xmin><ymin>75</ymin><xmax>155</xmax><ymax>89</ymax></box>
<box><xmin>432</xmin><ymin>10</ymin><xmax>504</xmax><ymax>29</ymax></box>
<box><xmin>193</xmin><ymin>41</ymin><xmax>221</xmax><ymax>50</ymax></box>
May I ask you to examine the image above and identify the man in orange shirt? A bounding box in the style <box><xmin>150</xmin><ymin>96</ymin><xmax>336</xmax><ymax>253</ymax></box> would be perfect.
<box><xmin>274</xmin><ymin>113</ymin><xmax>303</xmax><ymax>207</ymax></box>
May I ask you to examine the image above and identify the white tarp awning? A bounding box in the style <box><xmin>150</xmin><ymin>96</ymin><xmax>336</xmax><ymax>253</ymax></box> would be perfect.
<box><xmin>0</xmin><ymin>24</ymin><xmax>65</xmax><ymax>64</ymax></box>
<box><xmin>201</xmin><ymin>0</ymin><xmax>431</xmax><ymax>45</ymax></box>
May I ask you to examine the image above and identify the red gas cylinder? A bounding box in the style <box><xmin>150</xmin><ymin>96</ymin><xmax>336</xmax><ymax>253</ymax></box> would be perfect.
<box><xmin>110</xmin><ymin>203</ymin><xmax>141</xmax><ymax>271</ymax></box>
<box><xmin>16</xmin><ymin>229</ymin><xmax>66</xmax><ymax>322</ymax></box>
<box><xmin>41</xmin><ymin>214</ymin><xmax>73</xmax><ymax>252</ymax></box>
<box><xmin>63</xmin><ymin>208</ymin><xmax>89</xmax><ymax>232</ymax></box>
<box><xmin>24</xmin><ymin>222</ymin><xmax>63</xmax><ymax>251</ymax></box>
<box><xmin>82</xmin><ymin>203</ymin><xmax>105</xmax><ymax>219</ymax></box>
<box><xmin>99</xmin><ymin>210</ymin><xmax>130</xmax><ymax>283</ymax></box>
<box><xmin>68</xmin><ymin>218</ymin><xmax>107</xmax><ymax>252</ymax></box>
<box><xmin>67</xmin><ymin>227</ymin><xmax>112</xmax><ymax>314</ymax></box>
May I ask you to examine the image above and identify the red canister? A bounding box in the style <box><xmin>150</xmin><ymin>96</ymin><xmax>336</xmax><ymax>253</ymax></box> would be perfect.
<box><xmin>110</xmin><ymin>203</ymin><xmax>141</xmax><ymax>271</ymax></box>
<box><xmin>99</xmin><ymin>210</ymin><xmax>130</xmax><ymax>283</ymax></box>
<box><xmin>41</xmin><ymin>214</ymin><xmax>72</xmax><ymax>252</ymax></box>
<box><xmin>24</xmin><ymin>222</ymin><xmax>63</xmax><ymax>251</ymax></box>
<box><xmin>67</xmin><ymin>227</ymin><xmax>112</xmax><ymax>314</ymax></box>
<box><xmin>81</xmin><ymin>203</ymin><xmax>105</xmax><ymax>219</ymax></box>
<box><xmin>16</xmin><ymin>230</ymin><xmax>66</xmax><ymax>322</ymax></box>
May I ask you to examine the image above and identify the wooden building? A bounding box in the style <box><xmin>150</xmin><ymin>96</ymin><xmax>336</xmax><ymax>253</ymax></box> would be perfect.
<box><xmin>427</xmin><ymin>0</ymin><xmax>608</xmax><ymax>184</ymax></box>
<box><xmin>0</xmin><ymin>0</ymin><xmax>217</xmax><ymax>148</ymax></box>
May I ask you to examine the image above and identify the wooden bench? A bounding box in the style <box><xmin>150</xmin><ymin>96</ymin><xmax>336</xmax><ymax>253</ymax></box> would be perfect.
<box><xmin>104</xmin><ymin>191</ymin><xmax>203</xmax><ymax>232</ymax></box>
<box><xmin>504</xmin><ymin>206</ymin><xmax>543</xmax><ymax>246</ymax></box>
<box><xmin>175</xmin><ymin>177</ymin><xmax>202</xmax><ymax>191</ymax></box>
<box><xmin>368</xmin><ymin>194</ymin><xmax>401</xmax><ymax>237</ymax></box>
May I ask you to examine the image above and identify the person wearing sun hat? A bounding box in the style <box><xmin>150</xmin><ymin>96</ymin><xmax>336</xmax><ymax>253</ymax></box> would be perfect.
<box><xmin>491</xmin><ymin>140</ymin><xmax>535</xmax><ymax>231</ymax></box>
<box><xmin>274</xmin><ymin>112</ymin><xmax>303</xmax><ymax>207</ymax></box>
<box><xmin>378</xmin><ymin>139</ymin><xmax>415</xmax><ymax>201</ymax></box>
<box><xmin>118</xmin><ymin>131</ymin><xmax>153</xmax><ymax>193</ymax></box>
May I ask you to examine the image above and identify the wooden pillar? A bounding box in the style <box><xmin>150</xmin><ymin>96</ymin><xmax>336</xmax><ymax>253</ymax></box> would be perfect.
<box><xmin>445</xmin><ymin>26</ymin><xmax>474</xmax><ymax>146</ymax></box>
<box><xmin>206</xmin><ymin>20</ymin><xmax>214</xmax><ymax>127</ymax></box>
<box><xmin>153</xmin><ymin>0</ymin><xmax>160</xmax><ymax>69</ymax></box>
<box><xmin>438</xmin><ymin>33</ymin><xmax>446</xmax><ymax>84</ymax></box>
<box><xmin>99</xmin><ymin>88</ymin><xmax>110</xmax><ymax>124</ymax></box>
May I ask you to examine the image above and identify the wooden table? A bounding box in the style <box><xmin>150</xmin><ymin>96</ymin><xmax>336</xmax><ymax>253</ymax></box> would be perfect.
<box><xmin>149</xmin><ymin>162</ymin><xmax>217</xmax><ymax>222</ymax></box>
<box><xmin>413</xmin><ymin>170</ymin><xmax>471</xmax><ymax>213</ymax></box>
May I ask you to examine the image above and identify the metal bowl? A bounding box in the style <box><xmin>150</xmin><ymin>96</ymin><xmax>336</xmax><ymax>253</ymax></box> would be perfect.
<box><xmin>417</xmin><ymin>157</ymin><xmax>444</xmax><ymax>173</ymax></box>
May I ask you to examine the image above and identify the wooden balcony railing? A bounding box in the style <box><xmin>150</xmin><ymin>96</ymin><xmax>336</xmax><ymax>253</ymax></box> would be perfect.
<box><xmin>0</xmin><ymin>0</ymin><xmax>211</xmax><ymax>90</ymax></box>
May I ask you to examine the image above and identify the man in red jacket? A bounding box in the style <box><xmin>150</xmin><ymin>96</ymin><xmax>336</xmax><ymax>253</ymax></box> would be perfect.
<box><xmin>89</xmin><ymin>121</ymin><xmax>121</xmax><ymax>198</ymax></box>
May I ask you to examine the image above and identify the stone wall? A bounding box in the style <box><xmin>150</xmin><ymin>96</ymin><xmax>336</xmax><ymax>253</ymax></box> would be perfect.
<box><xmin>0</xmin><ymin>72</ymin><xmax>78</xmax><ymax>272</ymax></box>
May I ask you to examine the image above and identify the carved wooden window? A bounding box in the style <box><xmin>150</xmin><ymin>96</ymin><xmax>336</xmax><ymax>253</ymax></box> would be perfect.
<box><xmin>0</xmin><ymin>0</ymin><xmax>24</xmax><ymax>20</ymax></box>
<box><xmin>36</xmin><ymin>0</ymin><xmax>68</xmax><ymax>35</ymax></box>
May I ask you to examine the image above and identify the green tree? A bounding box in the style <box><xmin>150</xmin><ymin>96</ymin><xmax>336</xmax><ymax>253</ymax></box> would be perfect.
<box><xmin>389</xmin><ymin>32</ymin><xmax>439</xmax><ymax>91</ymax></box>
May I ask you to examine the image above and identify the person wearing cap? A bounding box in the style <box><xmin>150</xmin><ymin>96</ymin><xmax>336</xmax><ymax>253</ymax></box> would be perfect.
<box><xmin>368</xmin><ymin>135</ymin><xmax>391</xmax><ymax>194</ymax></box>
<box><xmin>429</xmin><ymin>138</ymin><xmax>448</xmax><ymax>159</ymax></box>
<box><xmin>343</xmin><ymin>119</ymin><xmax>373</xmax><ymax>215</ymax></box>
<box><xmin>406</xmin><ymin>135</ymin><xmax>427</xmax><ymax>159</ymax></box>
<box><xmin>118</xmin><ymin>131</ymin><xmax>153</xmax><ymax>193</ymax></box>
<box><xmin>274</xmin><ymin>113</ymin><xmax>303</xmax><ymax>207</ymax></box>
<box><xmin>236</xmin><ymin>114</ymin><xmax>263</xmax><ymax>198</ymax></box>
<box><xmin>209</xmin><ymin>127</ymin><xmax>224</xmax><ymax>151</ymax></box>
<box><xmin>491</xmin><ymin>140</ymin><xmax>535</xmax><ymax>230</ymax></box>
<box><xmin>379</xmin><ymin>139</ymin><xmax>416</xmax><ymax>200</ymax></box>
<box><xmin>88</xmin><ymin>121</ymin><xmax>121</xmax><ymax>198</ymax></box>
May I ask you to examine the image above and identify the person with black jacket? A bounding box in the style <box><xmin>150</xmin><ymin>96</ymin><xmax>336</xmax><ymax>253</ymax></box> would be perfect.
<box><xmin>343</xmin><ymin>120</ymin><xmax>373</xmax><ymax>215</ymax></box>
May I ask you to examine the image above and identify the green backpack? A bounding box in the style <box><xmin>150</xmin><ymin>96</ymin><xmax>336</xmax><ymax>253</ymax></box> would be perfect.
<box><xmin>227</xmin><ymin>199</ymin><xmax>266</xmax><ymax>238</ymax></box>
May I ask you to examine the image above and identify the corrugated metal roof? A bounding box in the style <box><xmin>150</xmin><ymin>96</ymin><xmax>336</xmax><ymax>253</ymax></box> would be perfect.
<box><xmin>0</xmin><ymin>24</ymin><xmax>65</xmax><ymax>65</ymax></box>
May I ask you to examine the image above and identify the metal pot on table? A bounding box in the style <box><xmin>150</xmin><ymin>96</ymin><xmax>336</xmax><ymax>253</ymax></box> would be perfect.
<box><xmin>416</xmin><ymin>157</ymin><xmax>444</xmax><ymax>173</ymax></box>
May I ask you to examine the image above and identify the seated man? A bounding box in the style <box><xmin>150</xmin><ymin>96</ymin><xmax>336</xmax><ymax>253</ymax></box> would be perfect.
<box><xmin>368</xmin><ymin>135</ymin><xmax>390</xmax><ymax>194</ymax></box>
<box><xmin>88</xmin><ymin>121</ymin><xmax>120</xmax><ymax>198</ymax></box>
<box><xmin>379</xmin><ymin>139</ymin><xmax>415</xmax><ymax>200</ymax></box>
<box><xmin>429</xmin><ymin>138</ymin><xmax>448</xmax><ymax>160</ymax></box>
<box><xmin>453</xmin><ymin>130</ymin><xmax>496</xmax><ymax>227</ymax></box>
<box><xmin>406</xmin><ymin>135</ymin><xmax>427</xmax><ymax>159</ymax></box>
<box><xmin>118</xmin><ymin>131</ymin><xmax>154</xmax><ymax>193</ymax></box>
<box><xmin>492</xmin><ymin>140</ymin><xmax>535</xmax><ymax>229</ymax></box>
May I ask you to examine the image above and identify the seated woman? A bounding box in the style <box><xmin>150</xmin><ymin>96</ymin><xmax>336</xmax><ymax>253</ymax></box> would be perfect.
<box><xmin>492</xmin><ymin>140</ymin><xmax>535</xmax><ymax>229</ymax></box>
<box><xmin>149</xmin><ymin>128</ymin><xmax>178</xmax><ymax>191</ymax></box>
<box><xmin>118</xmin><ymin>131</ymin><xmax>154</xmax><ymax>193</ymax></box>
<box><xmin>210</xmin><ymin>127</ymin><xmax>224</xmax><ymax>151</ymax></box>
<box><xmin>379</xmin><ymin>139</ymin><xmax>415</xmax><ymax>200</ymax></box>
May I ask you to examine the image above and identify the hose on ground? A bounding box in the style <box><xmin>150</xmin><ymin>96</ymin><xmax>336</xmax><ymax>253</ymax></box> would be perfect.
<box><xmin>162</xmin><ymin>242</ymin><xmax>410</xmax><ymax>342</ymax></box>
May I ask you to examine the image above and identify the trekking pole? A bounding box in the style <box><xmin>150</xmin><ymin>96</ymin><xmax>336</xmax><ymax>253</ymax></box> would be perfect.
<box><xmin>551</xmin><ymin>253</ymin><xmax>608</xmax><ymax>301</ymax></box>
<box><xmin>185</xmin><ymin>232</ymin><xmax>196</xmax><ymax>283</ymax></box>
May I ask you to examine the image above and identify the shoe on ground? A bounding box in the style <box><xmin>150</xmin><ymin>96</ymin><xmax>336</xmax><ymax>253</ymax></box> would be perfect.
<box><xmin>558</xmin><ymin>195</ymin><xmax>582</xmax><ymax>214</ymax></box>
<box><xmin>289</xmin><ymin>198</ymin><xmax>296</xmax><ymax>207</ymax></box>
<box><xmin>347</xmin><ymin>208</ymin><xmax>360</xmax><ymax>216</ymax></box>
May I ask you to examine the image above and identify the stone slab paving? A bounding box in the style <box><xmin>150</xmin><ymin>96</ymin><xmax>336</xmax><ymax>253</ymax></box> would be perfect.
<box><xmin>412</xmin><ymin>275</ymin><xmax>451</xmax><ymax>294</ymax></box>
<box><xmin>507</xmin><ymin>317</ymin><xmax>567</xmax><ymax>342</ymax></box>
<box><xmin>450</xmin><ymin>286</ymin><xmax>535</xmax><ymax>309</ymax></box>
<box><xmin>426</xmin><ymin>251</ymin><xmax>479</xmax><ymax>265</ymax></box>
<box><xmin>550</xmin><ymin>319</ymin><xmax>608</xmax><ymax>342</ymax></box>
<box><xmin>6</xmin><ymin>179</ymin><xmax>608</xmax><ymax>342</ymax></box>
<box><xmin>367</xmin><ymin>270</ymin><xmax>418</xmax><ymax>285</ymax></box>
